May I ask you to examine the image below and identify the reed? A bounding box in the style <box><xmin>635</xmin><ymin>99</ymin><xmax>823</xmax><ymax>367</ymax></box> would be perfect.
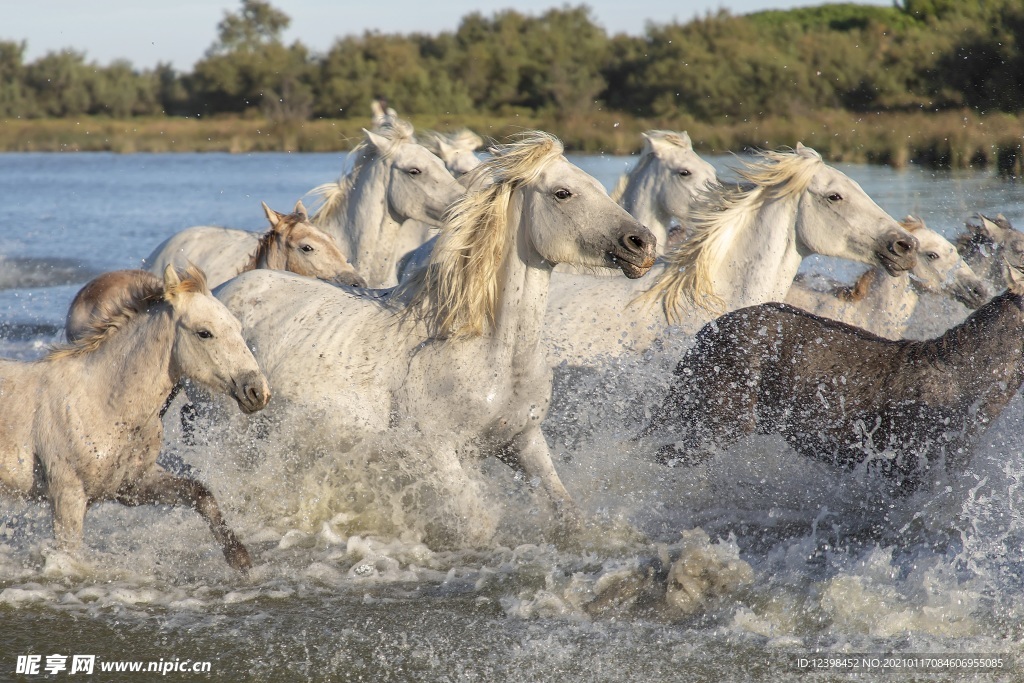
<box><xmin>1</xmin><ymin>110</ymin><xmax>1020</xmax><ymax>174</ymax></box>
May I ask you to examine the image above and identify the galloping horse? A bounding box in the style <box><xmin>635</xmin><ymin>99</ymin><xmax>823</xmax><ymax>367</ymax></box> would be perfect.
<box><xmin>0</xmin><ymin>266</ymin><xmax>270</xmax><ymax>570</ymax></box>
<box><xmin>543</xmin><ymin>143</ymin><xmax>920</xmax><ymax>365</ymax></box>
<box><xmin>610</xmin><ymin>130</ymin><xmax>717</xmax><ymax>253</ymax></box>
<box><xmin>785</xmin><ymin>216</ymin><xmax>989</xmax><ymax>339</ymax></box>
<box><xmin>144</xmin><ymin>201</ymin><xmax>365</xmax><ymax>289</ymax></box>
<box><xmin>214</xmin><ymin>132</ymin><xmax>656</xmax><ymax>543</ymax></box>
<box><xmin>308</xmin><ymin>119</ymin><xmax>466</xmax><ymax>287</ymax></box>
<box><xmin>641</xmin><ymin>263</ymin><xmax>1024</xmax><ymax>494</ymax></box>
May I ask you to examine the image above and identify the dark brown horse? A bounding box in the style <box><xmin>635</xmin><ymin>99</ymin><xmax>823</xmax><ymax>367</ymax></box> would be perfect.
<box><xmin>640</xmin><ymin>264</ymin><xmax>1024</xmax><ymax>494</ymax></box>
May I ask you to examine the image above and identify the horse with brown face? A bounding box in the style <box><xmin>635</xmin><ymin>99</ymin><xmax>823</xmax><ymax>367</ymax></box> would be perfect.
<box><xmin>640</xmin><ymin>264</ymin><xmax>1024</xmax><ymax>494</ymax></box>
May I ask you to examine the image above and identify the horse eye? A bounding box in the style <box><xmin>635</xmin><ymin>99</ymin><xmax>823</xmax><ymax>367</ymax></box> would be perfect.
<box><xmin>826</xmin><ymin>193</ymin><xmax>843</xmax><ymax>202</ymax></box>
<box><xmin>196</xmin><ymin>329</ymin><xmax>213</xmax><ymax>340</ymax></box>
<box><xmin>927</xmin><ymin>252</ymin><xmax>939</xmax><ymax>261</ymax></box>
<box><xmin>407</xmin><ymin>168</ymin><xmax>422</xmax><ymax>176</ymax></box>
<box><xmin>301</xmin><ymin>244</ymin><xmax>315</xmax><ymax>253</ymax></box>
<box><xmin>677</xmin><ymin>169</ymin><xmax>691</xmax><ymax>177</ymax></box>
<box><xmin>554</xmin><ymin>188</ymin><xmax>572</xmax><ymax>200</ymax></box>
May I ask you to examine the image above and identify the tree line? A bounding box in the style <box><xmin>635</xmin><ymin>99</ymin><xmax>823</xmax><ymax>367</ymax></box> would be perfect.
<box><xmin>1</xmin><ymin>0</ymin><xmax>1022</xmax><ymax>124</ymax></box>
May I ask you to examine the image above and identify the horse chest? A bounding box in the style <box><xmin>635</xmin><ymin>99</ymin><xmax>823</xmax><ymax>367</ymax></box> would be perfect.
<box><xmin>399</xmin><ymin>345</ymin><xmax>550</xmax><ymax>435</ymax></box>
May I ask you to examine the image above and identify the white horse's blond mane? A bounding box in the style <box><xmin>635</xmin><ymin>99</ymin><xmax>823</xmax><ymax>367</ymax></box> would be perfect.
<box><xmin>639</xmin><ymin>148</ymin><xmax>823</xmax><ymax>321</ymax></box>
<box><xmin>308</xmin><ymin>118</ymin><xmax>416</xmax><ymax>229</ymax></box>
<box><xmin>50</xmin><ymin>266</ymin><xmax>208</xmax><ymax>359</ymax></box>
<box><xmin>401</xmin><ymin>131</ymin><xmax>564</xmax><ymax>338</ymax></box>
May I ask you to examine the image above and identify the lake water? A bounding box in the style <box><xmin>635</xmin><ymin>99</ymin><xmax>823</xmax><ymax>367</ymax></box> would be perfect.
<box><xmin>1</xmin><ymin>150</ymin><xmax>1024</xmax><ymax>681</ymax></box>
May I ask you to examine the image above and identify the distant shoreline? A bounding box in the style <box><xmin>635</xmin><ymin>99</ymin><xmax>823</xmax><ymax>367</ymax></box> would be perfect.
<box><xmin>2</xmin><ymin>110</ymin><xmax>1021</xmax><ymax>174</ymax></box>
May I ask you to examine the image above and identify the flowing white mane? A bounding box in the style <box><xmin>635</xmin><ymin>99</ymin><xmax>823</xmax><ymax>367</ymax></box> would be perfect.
<box><xmin>402</xmin><ymin>131</ymin><xmax>564</xmax><ymax>339</ymax></box>
<box><xmin>641</xmin><ymin>147</ymin><xmax>823</xmax><ymax>320</ymax></box>
<box><xmin>307</xmin><ymin>118</ymin><xmax>417</xmax><ymax>229</ymax></box>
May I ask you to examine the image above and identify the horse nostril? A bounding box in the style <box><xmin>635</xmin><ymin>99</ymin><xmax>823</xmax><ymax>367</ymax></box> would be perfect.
<box><xmin>623</xmin><ymin>233</ymin><xmax>649</xmax><ymax>254</ymax></box>
<box><xmin>891</xmin><ymin>238</ymin><xmax>915</xmax><ymax>257</ymax></box>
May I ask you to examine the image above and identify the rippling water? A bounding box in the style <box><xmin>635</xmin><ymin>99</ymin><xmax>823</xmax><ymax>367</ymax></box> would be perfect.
<box><xmin>2</xmin><ymin>150</ymin><xmax>1024</xmax><ymax>681</ymax></box>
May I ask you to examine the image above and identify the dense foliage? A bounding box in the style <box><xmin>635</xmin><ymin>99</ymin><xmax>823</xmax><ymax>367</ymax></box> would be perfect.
<box><xmin>1</xmin><ymin>0</ymin><xmax>1022</xmax><ymax>122</ymax></box>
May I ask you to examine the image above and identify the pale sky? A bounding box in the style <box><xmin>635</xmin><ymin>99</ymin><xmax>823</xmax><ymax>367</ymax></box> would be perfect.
<box><xmin>3</xmin><ymin>1</ymin><xmax>893</xmax><ymax>70</ymax></box>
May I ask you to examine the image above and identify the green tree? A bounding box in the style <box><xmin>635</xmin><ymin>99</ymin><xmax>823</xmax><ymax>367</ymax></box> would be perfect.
<box><xmin>189</xmin><ymin>0</ymin><xmax>314</xmax><ymax>119</ymax></box>
<box><xmin>24</xmin><ymin>50</ymin><xmax>93</xmax><ymax>117</ymax></box>
<box><xmin>0</xmin><ymin>41</ymin><xmax>30</xmax><ymax>117</ymax></box>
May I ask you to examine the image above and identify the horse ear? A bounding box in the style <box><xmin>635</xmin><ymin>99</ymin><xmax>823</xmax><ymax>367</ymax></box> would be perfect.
<box><xmin>973</xmin><ymin>213</ymin><xmax>1009</xmax><ymax>239</ymax></box>
<box><xmin>795</xmin><ymin>142</ymin><xmax>820</xmax><ymax>159</ymax></box>
<box><xmin>293</xmin><ymin>200</ymin><xmax>309</xmax><ymax>222</ymax></box>
<box><xmin>436</xmin><ymin>137</ymin><xmax>454</xmax><ymax>159</ymax></box>
<box><xmin>901</xmin><ymin>215</ymin><xmax>924</xmax><ymax>230</ymax></box>
<box><xmin>1007</xmin><ymin>259</ymin><xmax>1024</xmax><ymax>293</ymax></box>
<box><xmin>363</xmin><ymin>128</ymin><xmax>390</xmax><ymax>153</ymax></box>
<box><xmin>163</xmin><ymin>264</ymin><xmax>181</xmax><ymax>304</ymax></box>
<box><xmin>262</xmin><ymin>201</ymin><xmax>284</xmax><ymax>231</ymax></box>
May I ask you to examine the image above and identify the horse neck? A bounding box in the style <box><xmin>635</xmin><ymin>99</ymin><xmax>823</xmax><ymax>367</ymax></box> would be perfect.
<box><xmin>341</xmin><ymin>163</ymin><xmax>400</xmax><ymax>286</ymax></box>
<box><xmin>934</xmin><ymin>291</ymin><xmax>1024</xmax><ymax>378</ymax></box>
<box><xmin>863</xmin><ymin>269</ymin><xmax>915</xmax><ymax>318</ymax></box>
<box><xmin>717</xmin><ymin>192</ymin><xmax>802</xmax><ymax>308</ymax></box>
<box><xmin>244</xmin><ymin>232</ymin><xmax>281</xmax><ymax>272</ymax></box>
<box><xmin>78</xmin><ymin>308</ymin><xmax>177</xmax><ymax>424</ymax></box>
<box><xmin>620</xmin><ymin>164</ymin><xmax>670</xmax><ymax>246</ymax></box>
<box><xmin>487</xmin><ymin>196</ymin><xmax>552</xmax><ymax>361</ymax></box>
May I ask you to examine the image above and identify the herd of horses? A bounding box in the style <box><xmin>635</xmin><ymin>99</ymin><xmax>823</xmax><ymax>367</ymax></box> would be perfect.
<box><xmin>3</xmin><ymin>110</ymin><xmax>1024</xmax><ymax>572</ymax></box>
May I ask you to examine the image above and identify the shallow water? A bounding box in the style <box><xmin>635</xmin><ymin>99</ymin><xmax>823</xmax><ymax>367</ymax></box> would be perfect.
<box><xmin>2</xmin><ymin>151</ymin><xmax>1024</xmax><ymax>681</ymax></box>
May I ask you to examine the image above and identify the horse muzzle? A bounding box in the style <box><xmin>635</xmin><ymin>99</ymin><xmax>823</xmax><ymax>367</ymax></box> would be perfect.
<box><xmin>875</xmin><ymin>230</ymin><xmax>918</xmax><ymax>275</ymax></box>
<box><xmin>609</xmin><ymin>226</ymin><xmax>658</xmax><ymax>279</ymax></box>
<box><xmin>232</xmin><ymin>371</ymin><xmax>271</xmax><ymax>414</ymax></box>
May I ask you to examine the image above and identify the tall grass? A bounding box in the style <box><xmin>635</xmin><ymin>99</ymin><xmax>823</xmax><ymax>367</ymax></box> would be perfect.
<box><xmin>1</xmin><ymin>110</ymin><xmax>1021</xmax><ymax>174</ymax></box>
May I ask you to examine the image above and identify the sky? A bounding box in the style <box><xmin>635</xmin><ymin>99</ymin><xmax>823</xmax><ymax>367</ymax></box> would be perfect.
<box><xmin>5</xmin><ymin>0</ymin><xmax>893</xmax><ymax>70</ymax></box>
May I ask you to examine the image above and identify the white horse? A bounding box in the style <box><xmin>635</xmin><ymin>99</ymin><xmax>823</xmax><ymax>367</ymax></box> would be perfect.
<box><xmin>397</xmin><ymin>131</ymin><xmax>715</xmax><ymax>282</ymax></box>
<box><xmin>543</xmin><ymin>143</ymin><xmax>920</xmax><ymax>365</ymax></box>
<box><xmin>785</xmin><ymin>216</ymin><xmax>990</xmax><ymax>339</ymax></box>
<box><xmin>145</xmin><ymin>121</ymin><xmax>463</xmax><ymax>289</ymax></box>
<box><xmin>308</xmin><ymin>119</ymin><xmax>466</xmax><ymax>287</ymax></box>
<box><xmin>422</xmin><ymin>129</ymin><xmax>484</xmax><ymax>177</ymax></box>
<box><xmin>0</xmin><ymin>266</ymin><xmax>270</xmax><ymax>571</ymax></box>
<box><xmin>143</xmin><ymin>201</ymin><xmax>366</xmax><ymax>290</ymax></box>
<box><xmin>610</xmin><ymin>130</ymin><xmax>717</xmax><ymax>253</ymax></box>
<box><xmin>214</xmin><ymin>132</ymin><xmax>656</xmax><ymax>543</ymax></box>
<box><xmin>392</xmin><ymin>129</ymin><xmax>487</xmax><ymax>266</ymax></box>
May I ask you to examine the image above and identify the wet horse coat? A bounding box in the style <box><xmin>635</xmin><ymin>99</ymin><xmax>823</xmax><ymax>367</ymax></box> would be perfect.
<box><xmin>0</xmin><ymin>266</ymin><xmax>270</xmax><ymax>569</ymax></box>
<box><xmin>643</xmin><ymin>270</ymin><xmax>1024</xmax><ymax>493</ymax></box>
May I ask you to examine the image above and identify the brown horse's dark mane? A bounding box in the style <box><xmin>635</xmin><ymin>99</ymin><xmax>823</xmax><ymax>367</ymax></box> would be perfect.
<box><xmin>241</xmin><ymin>210</ymin><xmax>304</xmax><ymax>273</ymax></box>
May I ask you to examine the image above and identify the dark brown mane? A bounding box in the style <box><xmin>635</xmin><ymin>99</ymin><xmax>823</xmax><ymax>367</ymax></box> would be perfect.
<box><xmin>241</xmin><ymin>210</ymin><xmax>304</xmax><ymax>273</ymax></box>
<box><xmin>51</xmin><ymin>266</ymin><xmax>206</xmax><ymax>359</ymax></box>
<box><xmin>836</xmin><ymin>269</ymin><xmax>878</xmax><ymax>303</ymax></box>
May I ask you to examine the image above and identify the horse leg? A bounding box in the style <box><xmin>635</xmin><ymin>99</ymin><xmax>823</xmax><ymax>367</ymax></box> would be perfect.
<box><xmin>116</xmin><ymin>466</ymin><xmax>251</xmax><ymax>572</ymax></box>
<box><xmin>47</xmin><ymin>473</ymin><xmax>87</xmax><ymax>553</ymax></box>
<box><xmin>427</xmin><ymin>444</ymin><xmax>498</xmax><ymax>546</ymax></box>
<box><xmin>499</xmin><ymin>426</ymin><xmax>582</xmax><ymax>536</ymax></box>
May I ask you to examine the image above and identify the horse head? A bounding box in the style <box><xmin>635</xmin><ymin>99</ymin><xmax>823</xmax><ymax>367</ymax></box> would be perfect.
<box><xmin>901</xmin><ymin>215</ymin><xmax>989</xmax><ymax>308</ymax></box>
<box><xmin>641</xmin><ymin>130</ymin><xmax>717</xmax><ymax>227</ymax></box>
<box><xmin>163</xmin><ymin>265</ymin><xmax>270</xmax><ymax>414</ymax></box>
<box><xmin>260</xmin><ymin>200</ymin><xmax>366</xmax><ymax>287</ymax></box>
<box><xmin>489</xmin><ymin>134</ymin><xmax>656</xmax><ymax>278</ymax></box>
<box><xmin>790</xmin><ymin>143</ymin><xmax>918</xmax><ymax>275</ymax></box>
<box><xmin>363</xmin><ymin>126</ymin><xmax>465</xmax><ymax>226</ymax></box>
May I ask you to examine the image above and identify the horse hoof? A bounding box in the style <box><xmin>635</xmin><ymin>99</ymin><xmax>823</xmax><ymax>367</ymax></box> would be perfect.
<box><xmin>224</xmin><ymin>541</ymin><xmax>253</xmax><ymax>573</ymax></box>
